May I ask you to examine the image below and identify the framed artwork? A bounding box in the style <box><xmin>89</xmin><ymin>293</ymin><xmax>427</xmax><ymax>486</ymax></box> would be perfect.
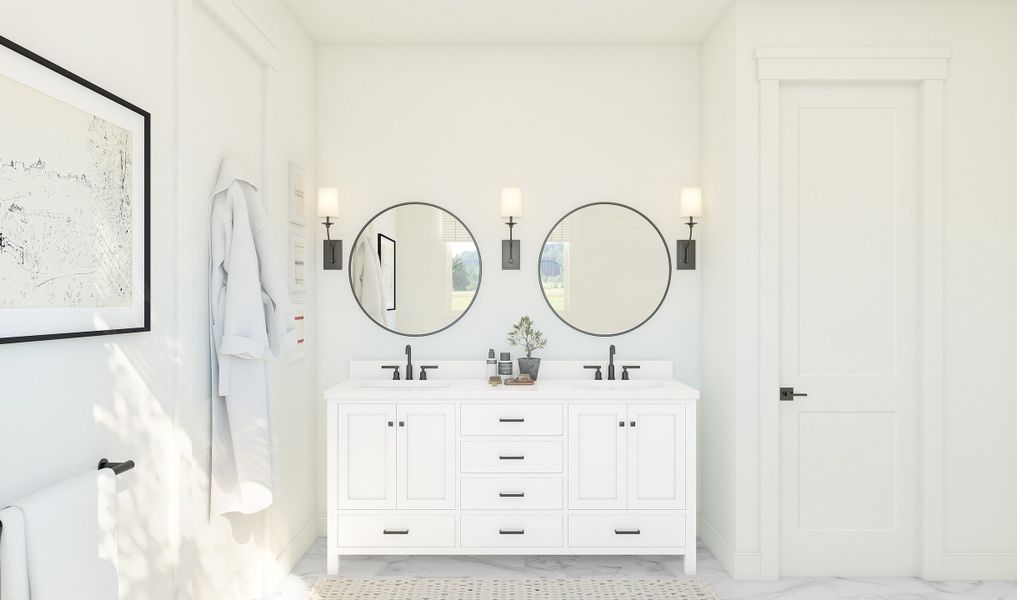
<box><xmin>287</xmin><ymin>162</ymin><xmax>305</xmax><ymax>226</ymax></box>
<box><xmin>0</xmin><ymin>35</ymin><xmax>150</xmax><ymax>344</ymax></box>
<box><xmin>288</xmin><ymin>230</ymin><xmax>306</xmax><ymax>295</ymax></box>
<box><xmin>377</xmin><ymin>233</ymin><xmax>396</xmax><ymax>311</ymax></box>
<box><xmin>289</xmin><ymin>303</ymin><xmax>306</xmax><ymax>362</ymax></box>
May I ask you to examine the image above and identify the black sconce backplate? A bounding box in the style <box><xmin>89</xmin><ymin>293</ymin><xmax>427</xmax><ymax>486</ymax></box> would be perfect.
<box><xmin>323</xmin><ymin>240</ymin><xmax>343</xmax><ymax>270</ymax></box>
<box><xmin>676</xmin><ymin>240</ymin><xmax>696</xmax><ymax>270</ymax></box>
<box><xmin>502</xmin><ymin>240</ymin><xmax>521</xmax><ymax>270</ymax></box>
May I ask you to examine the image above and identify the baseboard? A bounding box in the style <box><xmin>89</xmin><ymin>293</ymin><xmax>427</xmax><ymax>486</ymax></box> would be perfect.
<box><xmin>261</xmin><ymin>515</ymin><xmax>319</xmax><ymax>597</ymax></box>
<box><xmin>941</xmin><ymin>553</ymin><xmax>1017</xmax><ymax>580</ymax></box>
<box><xmin>698</xmin><ymin>514</ymin><xmax>762</xmax><ymax>580</ymax></box>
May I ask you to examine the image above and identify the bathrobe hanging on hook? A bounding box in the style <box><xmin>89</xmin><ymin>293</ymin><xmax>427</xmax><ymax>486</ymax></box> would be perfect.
<box><xmin>209</xmin><ymin>159</ymin><xmax>296</xmax><ymax>517</ymax></box>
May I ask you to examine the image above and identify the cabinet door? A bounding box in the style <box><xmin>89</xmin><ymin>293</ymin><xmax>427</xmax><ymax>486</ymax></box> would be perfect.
<box><xmin>568</xmin><ymin>403</ymin><xmax>627</xmax><ymax>509</ymax></box>
<box><xmin>337</xmin><ymin>404</ymin><xmax>397</xmax><ymax>509</ymax></box>
<box><xmin>627</xmin><ymin>403</ymin><xmax>686</xmax><ymax>509</ymax></box>
<box><xmin>397</xmin><ymin>403</ymin><xmax>455</xmax><ymax>509</ymax></box>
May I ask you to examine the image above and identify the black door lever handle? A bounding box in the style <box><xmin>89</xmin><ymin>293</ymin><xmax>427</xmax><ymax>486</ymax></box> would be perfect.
<box><xmin>779</xmin><ymin>387</ymin><xmax>809</xmax><ymax>401</ymax></box>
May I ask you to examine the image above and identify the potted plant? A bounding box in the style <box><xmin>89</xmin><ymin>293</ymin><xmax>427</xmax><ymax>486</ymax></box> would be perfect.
<box><xmin>508</xmin><ymin>316</ymin><xmax>547</xmax><ymax>380</ymax></box>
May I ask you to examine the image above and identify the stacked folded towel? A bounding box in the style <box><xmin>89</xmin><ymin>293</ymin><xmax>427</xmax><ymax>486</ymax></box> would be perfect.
<box><xmin>0</xmin><ymin>470</ymin><xmax>118</xmax><ymax>600</ymax></box>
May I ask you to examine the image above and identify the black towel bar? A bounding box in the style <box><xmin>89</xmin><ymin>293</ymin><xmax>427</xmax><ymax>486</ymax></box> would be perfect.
<box><xmin>98</xmin><ymin>458</ymin><xmax>135</xmax><ymax>475</ymax></box>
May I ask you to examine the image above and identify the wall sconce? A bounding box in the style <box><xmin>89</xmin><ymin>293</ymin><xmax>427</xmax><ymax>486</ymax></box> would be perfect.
<box><xmin>501</xmin><ymin>187</ymin><xmax>523</xmax><ymax>270</ymax></box>
<box><xmin>318</xmin><ymin>187</ymin><xmax>342</xmax><ymax>270</ymax></box>
<box><xmin>677</xmin><ymin>187</ymin><xmax>701</xmax><ymax>270</ymax></box>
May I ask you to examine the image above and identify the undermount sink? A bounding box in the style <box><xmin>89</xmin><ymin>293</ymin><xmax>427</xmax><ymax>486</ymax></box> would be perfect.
<box><xmin>359</xmin><ymin>380</ymin><xmax>452</xmax><ymax>390</ymax></box>
<box><xmin>572</xmin><ymin>380</ymin><xmax>667</xmax><ymax>390</ymax></box>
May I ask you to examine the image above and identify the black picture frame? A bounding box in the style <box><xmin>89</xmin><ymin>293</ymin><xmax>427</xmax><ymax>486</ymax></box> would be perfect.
<box><xmin>0</xmin><ymin>35</ymin><xmax>151</xmax><ymax>344</ymax></box>
<box><xmin>377</xmin><ymin>233</ymin><xmax>397</xmax><ymax>311</ymax></box>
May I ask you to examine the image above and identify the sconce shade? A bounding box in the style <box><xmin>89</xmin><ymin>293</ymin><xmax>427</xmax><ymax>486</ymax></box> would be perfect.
<box><xmin>318</xmin><ymin>187</ymin><xmax>340</xmax><ymax>218</ymax></box>
<box><xmin>500</xmin><ymin>187</ymin><xmax>523</xmax><ymax>218</ymax></box>
<box><xmin>680</xmin><ymin>187</ymin><xmax>703</xmax><ymax>218</ymax></box>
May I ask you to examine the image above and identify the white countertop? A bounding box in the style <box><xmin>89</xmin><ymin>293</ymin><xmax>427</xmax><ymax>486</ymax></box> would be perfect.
<box><xmin>324</xmin><ymin>378</ymin><xmax>699</xmax><ymax>402</ymax></box>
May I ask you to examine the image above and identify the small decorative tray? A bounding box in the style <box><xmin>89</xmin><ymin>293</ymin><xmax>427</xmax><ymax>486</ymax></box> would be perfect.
<box><xmin>504</xmin><ymin>375</ymin><xmax>535</xmax><ymax>386</ymax></box>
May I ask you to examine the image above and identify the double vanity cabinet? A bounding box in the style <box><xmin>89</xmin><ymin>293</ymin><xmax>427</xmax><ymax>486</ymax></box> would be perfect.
<box><xmin>325</xmin><ymin>368</ymin><xmax>698</xmax><ymax>575</ymax></box>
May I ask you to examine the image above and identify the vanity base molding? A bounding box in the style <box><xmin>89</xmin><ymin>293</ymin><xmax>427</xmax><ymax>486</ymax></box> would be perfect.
<box><xmin>326</xmin><ymin>389</ymin><xmax>697</xmax><ymax>576</ymax></box>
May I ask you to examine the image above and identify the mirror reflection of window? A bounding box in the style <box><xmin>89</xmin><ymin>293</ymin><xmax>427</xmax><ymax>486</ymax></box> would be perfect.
<box><xmin>540</xmin><ymin>218</ymin><xmax>572</xmax><ymax>315</ymax></box>
<box><xmin>447</xmin><ymin>242</ymin><xmax>479</xmax><ymax>314</ymax></box>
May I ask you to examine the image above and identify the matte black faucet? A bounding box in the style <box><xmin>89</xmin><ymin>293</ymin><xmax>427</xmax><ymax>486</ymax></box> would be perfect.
<box><xmin>608</xmin><ymin>344</ymin><xmax>617</xmax><ymax>380</ymax></box>
<box><xmin>405</xmin><ymin>344</ymin><xmax>414</xmax><ymax>380</ymax></box>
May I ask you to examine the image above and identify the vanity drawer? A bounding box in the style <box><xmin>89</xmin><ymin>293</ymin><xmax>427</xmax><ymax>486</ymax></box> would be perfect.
<box><xmin>461</xmin><ymin>515</ymin><xmax>563</xmax><ymax>548</ymax></box>
<box><xmin>460</xmin><ymin>403</ymin><xmax>563</xmax><ymax>436</ymax></box>
<box><xmin>568</xmin><ymin>514</ymin><xmax>686</xmax><ymax>548</ymax></box>
<box><xmin>461</xmin><ymin>477</ymin><xmax>563</xmax><ymax>510</ymax></box>
<box><xmin>337</xmin><ymin>515</ymin><xmax>455</xmax><ymax>548</ymax></box>
<box><xmin>460</xmin><ymin>441</ymin><xmax>563</xmax><ymax>473</ymax></box>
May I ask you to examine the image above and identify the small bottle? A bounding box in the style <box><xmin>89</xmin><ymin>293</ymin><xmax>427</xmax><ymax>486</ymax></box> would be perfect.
<box><xmin>486</xmin><ymin>349</ymin><xmax>497</xmax><ymax>378</ymax></box>
<box><xmin>498</xmin><ymin>352</ymin><xmax>514</xmax><ymax>376</ymax></box>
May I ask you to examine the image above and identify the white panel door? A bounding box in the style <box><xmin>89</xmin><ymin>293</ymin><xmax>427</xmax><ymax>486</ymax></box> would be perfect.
<box><xmin>779</xmin><ymin>82</ymin><xmax>920</xmax><ymax>576</ymax></box>
<box><xmin>337</xmin><ymin>404</ymin><xmax>397</xmax><ymax>509</ymax></box>
<box><xmin>627</xmin><ymin>404</ymin><xmax>685</xmax><ymax>509</ymax></box>
<box><xmin>397</xmin><ymin>403</ymin><xmax>455</xmax><ymax>509</ymax></box>
<box><xmin>568</xmin><ymin>404</ymin><xmax>626</xmax><ymax>509</ymax></box>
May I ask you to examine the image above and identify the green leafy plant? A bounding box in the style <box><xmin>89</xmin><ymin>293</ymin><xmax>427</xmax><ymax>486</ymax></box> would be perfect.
<box><xmin>507</xmin><ymin>316</ymin><xmax>547</xmax><ymax>359</ymax></box>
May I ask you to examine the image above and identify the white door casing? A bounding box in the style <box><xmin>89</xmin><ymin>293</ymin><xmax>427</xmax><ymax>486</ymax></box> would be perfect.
<box><xmin>397</xmin><ymin>403</ymin><xmax>455</xmax><ymax>509</ymax></box>
<box><xmin>756</xmin><ymin>48</ymin><xmax>948</xmax><ymax>580</ymax></box>
<box><xmin>568</xmin><ymin>403</ymin><xmax>626</xmax><ymax>509</ymax></box>
<box><xmin>778</xmin><ymin>82</ymin><xmax>920</xmax><ymax>576</ymax></box>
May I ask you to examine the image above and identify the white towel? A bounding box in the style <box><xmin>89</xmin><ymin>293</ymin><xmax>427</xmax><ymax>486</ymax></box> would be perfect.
<box><xmin>0</xmin><ymin>507</ymin><xmax>30</xmax><ymax>600</ymax></box>
<box><xmin>0</xmin><ymin>470</ymin><xmax>118</xmax><ymax>600</ymax></box>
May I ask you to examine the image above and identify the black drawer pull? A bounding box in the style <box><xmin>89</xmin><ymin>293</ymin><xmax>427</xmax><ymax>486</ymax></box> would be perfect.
<box><xmin>499</xmin><ymin>492</ymin><xmax>525</xmax><ymax>498</ymax></box>
<box><xmin>499</xmin><ymin>417</ymin><xmax>525</xmax><ymax>423</ymax></box>
<box><xmin>614</xmin><ymin>529</ymin><xmax>641</xmax><ymax>535</ymax></box>
<box><xmin>499</xmin><ymin>455</ymin><xmax>525</xmax><ymax>460</ymax></box>
<box><xmin>383</xmin><ymin>529</ymin><xmax>409</xmax><ymax>535</ymax></box>
<box><xmin>499</xmin><ymin>529</ymin><xmax>525</xmax><ymax>535</ymax></box>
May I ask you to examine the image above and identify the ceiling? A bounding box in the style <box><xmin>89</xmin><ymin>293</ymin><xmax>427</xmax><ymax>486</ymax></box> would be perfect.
<box><xmin>281</xmin><ymin>0</ymin><xmax>735</xmax><ymax>44</ymax></box>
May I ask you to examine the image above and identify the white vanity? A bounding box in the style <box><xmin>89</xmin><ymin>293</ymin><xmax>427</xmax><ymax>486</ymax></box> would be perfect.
<box><xmin>325</xmin><ymin>361</ymin><xmax>698</xmax><ymax>575</ymax></box>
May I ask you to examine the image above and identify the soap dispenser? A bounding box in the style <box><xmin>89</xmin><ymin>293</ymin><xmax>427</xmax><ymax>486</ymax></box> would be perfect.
<box><xmin>486</xmin><ymin>349</ymin><xmax>497</xmax><ymax>378</ymax></box>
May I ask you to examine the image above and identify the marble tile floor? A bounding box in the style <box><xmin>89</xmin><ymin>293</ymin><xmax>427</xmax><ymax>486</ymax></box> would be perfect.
<box><xmin>272</xmin><ymin>539</ymin><xmax>1017</xmax><ymax>600</ymax></box>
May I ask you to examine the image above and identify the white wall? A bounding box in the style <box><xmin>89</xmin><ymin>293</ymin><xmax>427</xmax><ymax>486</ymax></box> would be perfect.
<box><xmin>178</xmin><ymin>0</ymin><xmax>319</xmax><ymax>597</ymax></box>
<box><xmin>0</xmin><ymin>3</ymin><xmax>179</xmax><ymax>598</ymax></box>
<box><xmin>0</xmin><ymin>1</ymin><xmax>318</xmax><ymax>598</ymax></box>
<box><xmin>699</xmin><ymin>3</ymin><xmax>740</xmax><ymax>574</ymax></box>
<box><xmin>316</xmin><ymin>45</ymin><xmax>702</xmax><ymax>523</ymax></box>
<box><xmin>700</xmin><ymin>0</ymin><xmax>1017</xmax><ymax>580</ymax></box>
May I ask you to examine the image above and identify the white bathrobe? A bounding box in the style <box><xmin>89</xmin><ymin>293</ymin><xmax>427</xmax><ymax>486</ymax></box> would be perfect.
<box><xmin>350</xmin><ymin>228</ymin><xmax>387</xmax><ymax>324</ymax></box>
<box><xmin>209</xmin><ymin>159</ymin><xmax>295</xmax><ymax>517</ymax></box>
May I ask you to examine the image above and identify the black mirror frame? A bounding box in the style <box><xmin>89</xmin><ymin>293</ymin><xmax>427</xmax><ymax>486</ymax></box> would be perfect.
<box><xmin>537</xmin><ymin>202</ymin><xmax>672</xmax><ymax>337</ymax></box>
<box><xmin>348</xmin><ymin>202</ymin><xmax>483</xmax><ymax>337</ymax></box>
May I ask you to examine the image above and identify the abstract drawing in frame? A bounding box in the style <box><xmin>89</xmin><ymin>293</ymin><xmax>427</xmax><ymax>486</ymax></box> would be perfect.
<box><xmin>377</xmin><ymin>233</ymin><xmax>396</xmax><ymax>311</ymax></box>
<box><xmin>288</xmin><ymin>230</ymin><xmax>307</xmax><ymax>295</ymax></box>
<box><xmin>288</xmin><ymin>162</ymin><xmax>305</xmax><ymax>226</ymax></box>
<box><xmin>290</xmin><ymin>303</ymin><xmax>307</xmax><ymax>362</ymax></box>
<box><xmin>0</xmin><ymin>35</ymin><xmax>150</xmax><ymax>344</ymax></box>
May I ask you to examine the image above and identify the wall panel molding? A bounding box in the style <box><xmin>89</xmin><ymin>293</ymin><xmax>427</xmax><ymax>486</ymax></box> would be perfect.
<box><xmin>195</xmin><ymin>0</ymin><xmax>280</xmax><ymax>69</ymax></box>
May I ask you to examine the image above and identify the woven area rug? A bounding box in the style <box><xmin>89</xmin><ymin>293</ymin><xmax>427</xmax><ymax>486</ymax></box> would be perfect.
<box><xmin>310</xmin><ymin>578</ymin><xmax>719</xmax><ymax>599</ymax></box>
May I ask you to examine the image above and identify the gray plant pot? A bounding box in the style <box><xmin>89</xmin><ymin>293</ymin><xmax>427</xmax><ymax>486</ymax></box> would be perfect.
<box><xmin>517</xmin><ymin>357</ymin><xmax>542</xmax><ymax>380</ymax></box>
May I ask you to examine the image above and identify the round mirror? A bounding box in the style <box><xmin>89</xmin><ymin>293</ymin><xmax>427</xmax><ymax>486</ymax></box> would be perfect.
<box><xmin>349</xmin><ymin>202</ymin><xmax>482</xmax><ymax>336</ymax></box>
<box><xmin>538</xmin><ymin>202</ymin><xmax>671</xmax><ymax>336</ymax></box>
